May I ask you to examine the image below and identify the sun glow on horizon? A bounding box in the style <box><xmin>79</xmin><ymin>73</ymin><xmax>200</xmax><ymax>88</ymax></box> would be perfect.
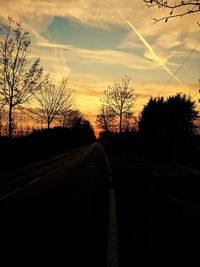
<box><xmin>0</xmin><ymin>0</ymin><xmax>199</xmax><ymax>135</ymax></box>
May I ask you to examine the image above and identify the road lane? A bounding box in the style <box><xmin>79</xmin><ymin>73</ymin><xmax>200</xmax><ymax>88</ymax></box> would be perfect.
<box><xmin>0</xmin><ymin>143</ymin><xmax>110</xmax><ymax>266</ymax></box>
<box><xmin>0</xmin><ymin>144</ymin><xmax>98</xmax><ymax>200</ymax></box>
<box><xmin>115</xmin><ymin>176</ymin><xmax>200</xmax><ymax>267</ymax></box>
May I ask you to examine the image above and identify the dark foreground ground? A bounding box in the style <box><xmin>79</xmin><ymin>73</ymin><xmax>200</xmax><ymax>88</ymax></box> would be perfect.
<box><xmin>109</xmin><ymin>151</ymin><xmax>200</xmax><ymax>266</ymax></box>
<box><xmin>0</xmin><ymin>144</ymin><xmax>108</xmax><ymax>266</ymax></box>
<box><xmin>1</xmin><ymin>145</ymin><xmax>200</xmax><ymax>266</ymax></box>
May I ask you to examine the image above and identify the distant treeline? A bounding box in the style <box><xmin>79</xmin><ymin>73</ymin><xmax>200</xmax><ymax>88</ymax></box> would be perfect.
<box><xmin>98</xmin><ymin>93</ymin><xmax>200</xmax><ymax>168</ymax></box>
<box><xmin>0</xmin><ymin>124</ymin><xmax>96</xmax><ymax>171</ymax></box>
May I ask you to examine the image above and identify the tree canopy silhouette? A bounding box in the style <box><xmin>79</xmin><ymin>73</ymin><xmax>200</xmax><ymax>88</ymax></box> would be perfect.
<box><xmin>138</xmin><ymin>93</ymin><xmax>198</xmax><ymax>159</ymax></box>
<box><xmin>138</xmin><ymin>96</ymin><xmax>166</xmax><ymax>137</ymax></box>
<box><xmin>121</xmin><ymin>111</ymin><xmax>137</xmax><ymax>132</ymax></box>
<box><xmin>0</xmin><ymin>17</ymin><xmax>43</xmax><ymax>137</ymax></box>
<box><xmin>59</xmin><ymin>109</ymin><xmax>82</xmax><ymax>128</ymax></box>
<box><xmin>95</xmin><ymin>105</ymin><xmax>116</xmax><ymax>132</ymax></box>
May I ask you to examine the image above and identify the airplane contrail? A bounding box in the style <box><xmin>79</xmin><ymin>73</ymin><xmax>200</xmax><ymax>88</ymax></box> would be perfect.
<box><xmin>116</xmin><ymin>9</ymin><xmax>183</xmax><ymax>85</ymax></box>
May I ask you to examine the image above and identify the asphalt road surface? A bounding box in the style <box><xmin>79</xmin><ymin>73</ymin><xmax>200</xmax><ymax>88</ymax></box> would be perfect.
<box><xmin>2</xmin><ymin>144</ymin><xmax>199</xmax><ymax>267</ymax></box>
<box><xmin>0</xmin><ymin>143</ymin><xmax>110</xmax><ymax>266</ymax></box>
<box><xmin>115</xmin><ymin>176</ymin><xmax>200</xmax><ymax>267</ymax></box>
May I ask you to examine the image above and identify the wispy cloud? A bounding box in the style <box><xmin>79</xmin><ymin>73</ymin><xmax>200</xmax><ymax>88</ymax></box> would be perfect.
<box><xmin>0</xmin><ymin>0</ymin><xmax>199</xmax><ymax>126</ymax></box>
<box><xmin>36</xmin><ymin>41</ymin><xmax>160</xmax><ymax>70</ymax></box>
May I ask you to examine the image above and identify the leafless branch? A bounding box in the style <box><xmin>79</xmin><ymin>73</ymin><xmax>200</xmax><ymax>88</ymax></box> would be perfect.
<box><xmin>144</xmin><ymin>0</ymin><xmax>200</xmax><ymax>23</ymax></box>
<box><xmin>31</xmin><ymin>76</ymin><xmax>75</xmax><ymax>129</ymax></box>
<box><xmin>101</xmin><ymin>76</ymin><xmax>136</xmax><ymax>134</ymax></box>
<box><xmin>0</xmin><ymin>17</ymin><xmax>43</xmax><ymax>137</ymax></box>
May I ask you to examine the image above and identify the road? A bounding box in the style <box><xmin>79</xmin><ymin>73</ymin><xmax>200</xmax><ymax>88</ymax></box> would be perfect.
<box><xmin>2</xmin><ymin>144</ymin><xmax>198</xmax><ymax>267</ymax></box>
<box><xmin>109</xmin><ymin>151</ymin><xmax>200</xmax><ymax>266</ymax></box>
<box><xmin>0</xmin><ymin>143</ymin><xmax>111</xmax><ymax>266</ymax></box>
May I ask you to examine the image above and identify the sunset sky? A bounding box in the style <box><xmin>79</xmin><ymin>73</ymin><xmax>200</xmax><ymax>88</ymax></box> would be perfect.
<box><xmin>0</xmin><ymin>0</ymin><xmax>199</xmax><ymax>133</ymax></box>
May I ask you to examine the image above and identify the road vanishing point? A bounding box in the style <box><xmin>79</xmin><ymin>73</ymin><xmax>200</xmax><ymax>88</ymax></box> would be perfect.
<box><xmin>0</xmin><ymin>143</ymin><xmax>117</xmax><ymax>266</ymax></box>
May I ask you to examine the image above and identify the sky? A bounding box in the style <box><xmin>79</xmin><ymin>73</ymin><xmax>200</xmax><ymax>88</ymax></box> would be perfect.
<box><xmin>0</xmin><ymin>0</ymin><xmax>199</xmax><ymax>134</ymax></box>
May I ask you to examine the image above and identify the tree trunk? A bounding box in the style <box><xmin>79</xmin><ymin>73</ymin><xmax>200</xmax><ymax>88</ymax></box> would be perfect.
<box><xmin>47</xmin><ymin>120</ymin><xmax>50</xmax><ymax>129</ymax></box>
<box><xmin>119</xmin><ymin>113</ymin><xmax>122</xmax><ymax>134</ymax></box>
<box><xmin>8</xmin><ymin>104</ymin><xmax>13</xmax><ymax>138</ymax></box>
<box><xmin>0</xmin><ymin>109</ymin><xmax>2</xmax><ymax>136</ymax></box>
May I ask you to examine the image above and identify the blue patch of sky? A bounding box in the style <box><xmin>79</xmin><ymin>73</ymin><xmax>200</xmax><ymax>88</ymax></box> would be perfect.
<box><xmin>117</xmin><ymin>46</ymin><xmax>144</xmax><ymax>57</ymax></box>
<box><xmin>41</xmin><ymin>16</ymin><xmax>130</xmax><ymax>50</ymax></box>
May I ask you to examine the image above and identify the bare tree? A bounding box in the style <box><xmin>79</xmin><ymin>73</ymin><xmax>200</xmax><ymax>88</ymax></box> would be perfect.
<box><xmin>59</xmin><ymin>109</ymin><xmax>82</xmax><ymax>128</ymax></box>
<box><xmin>0</xmin><ymin>17</ymin><xmax>43</xmax><ymax>137</ymax></box>
<box><xmin>102</xmin><ymin>76</ymin><xmax>136</xmax><ymax>134</ymax></box>
<box><xmin>95</xmin><ymin>105</ymin><xmax>116</xmax><ymax>132</ymax></box>
<box><xmin>31</xmin><ymin>77</ymin><xmax>75</xmax><ymax>129</ymax></box>
<box><xmin>144</xmin><ymin>0</ymin><xmax>200</xmax><ymax>23</ymax></box>
<box><xmin>122</xmin><ymin>112</ymin><xmax>138</xmax><ymax>132</ymax></box>
<box><xmin>0</xmin><ymin>103</ymin><xmax>3</xmax><ymax>135</ymax></box>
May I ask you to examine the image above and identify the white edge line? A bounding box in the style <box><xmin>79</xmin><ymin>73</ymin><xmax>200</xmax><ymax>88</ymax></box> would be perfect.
<box><xmin>100</xmin><ymin>145</ymin><xmax>118</xmax><ymax>267</ymax></box>
<box><xmin>28</xmin><ymin>177</ymin><xmax>43</xmax><ymax>185</ymax></box>
<box><xmin>0</xmin><ymin>149</ymin><xmax>81</xmax><ymax>202</ymax></box>
<box><xmin>178</xmin><ymin>165</ymin><xmax>200</xmax><ymax>175</ymax></box>
<box><xmin>108</xmin><ymin>188</ymin><xmax>119</xmax><ymax>267</ymax></box>
<box><xmin>0</xmin><ymin>187</ymin><xmax>25</xmax><ymax>201</ymax></box>
<box><xmin>0</xmin><ymin>176</ymin><xmax>43</xmax><ymax>201</ymax></box>
<box><xmin>0</xmin><ymin>146</ymin><xmax>89</xmax><ymax>201</ymax></box>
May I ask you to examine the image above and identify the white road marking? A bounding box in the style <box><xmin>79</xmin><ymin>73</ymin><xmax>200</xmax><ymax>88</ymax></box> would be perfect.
<box><xmin>28</xmin><ymin>177</ymin><xmax>42</xmax><ymax>185</ymax></box>
<box><xmin>0</xmin><ymin>187</ymin><xmax>25</xmax><ymax>201</ymax></box>
<box><xmin>100</xmin><ymin>145</ymin><xmax>118</xmax><ymax>267</ymax></box>
<box><xmin>108</xmin><ymin>188</ymin><xmax>118</xmax><ymax>267</ymax></box>
<box><xmin>178</xmin><ymin>165</ymin><xmax>200</xmax><ymax>175</ymax></box>
<box><xmin>0</xmin><ymin>145</ymin><xmax>91</xmax><ymax>201</ymax></box>
<box><xmin>45</xmin><ymin>170</ymin><xmax>55</xmax><ymax>176</ymax></box>
<box><xmin>0</xmin><ymin>176</ymin><xmax>44</xmax><ymax>201</ymax></box>
<box><xmin>0</xmin><ymin>151</ymin><xmax>81</xmax><ymax>201</ymax></box>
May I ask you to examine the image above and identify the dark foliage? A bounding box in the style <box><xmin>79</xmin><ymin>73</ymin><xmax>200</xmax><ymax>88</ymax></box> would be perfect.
<box><xmin>99</xmin><ymin>93</ymin><xmax>199</xmax><ymax>166</ymax></box>
<box><xmin>98</xmin><ymin>130</ymin><xmax>140</xmax><ymax>153</ymax></box>
<box><xmin>138</xmin><ymin>93</ymin><xmax>198</xmax><ymax>162</ymax></box>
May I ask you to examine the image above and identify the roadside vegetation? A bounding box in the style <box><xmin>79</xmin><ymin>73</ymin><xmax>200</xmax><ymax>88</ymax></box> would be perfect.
<box><xmin>0</xmin><ymin>17</ymin><xmax>199</xmax><ymax>174</ymax></box>
<box><xmin>97</xmin><ymin>84</ymin><xmax>200</xmax><ymax>172</ymax></box>
<box><xmin>0</xmin><ymin>122</ymin><xmax>95</xmax><ymax>171</ymax></box>
<box><xmin>0</xmin><ymin>18</ymin><xmax>95</xmax><ymax>171</ymax></box>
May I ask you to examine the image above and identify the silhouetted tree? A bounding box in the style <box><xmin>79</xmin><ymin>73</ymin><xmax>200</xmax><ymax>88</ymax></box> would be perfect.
<box><xmin>0</xmin><ymin>103</ymin><xmax>3</xmax><ymax>135</ymax></box>
<box><xmin>98</xmin><ymin>130</ymin><xmax>115</xmax><ymax>149</ymax></box>
<box><xmin>102</xmin><ymin>76</ymin><xmax>136</xmax><ymax>134</ymax></box>
<box><xmin>138</xmin><ymin>96</ymin><xmax>165</xmax><ymax>137</ymax></box>
<box><xmin>31</xmin><ymin>77</ymin><xmax>75</xmax><ymax>129</ymax></box>
<box><xmin>199</xmin><ymin>88</ymin><xmax>200</xmax><ymax>104</ymax></box>
<box><xmin>78</xmin><ymin>119</ymin><xmax>96</xmax><ymax>143</ymax></box>
<box><xmin>138</xmin><ymin>93</ymin><xmax>198</xmax><ymax>160</ymax></box>
<box><xmin>95</xmin><ymin>105</ymin><xmax>116</xmax><ymax>132</ymax></box>
<box><xmin>144</xmin><ymin>0</ymin><xmax>200</xmax><ymax>23</ymax></box>
<box><xmin>166</xmin><ymin>93</ymin><xmax>198</xmax><ymax>135</ymax></box>
<box><xmin>0</xmin><ymin>17</ymin><xmax>43</xmax><ymax>137</ymax></box>
<box><xmin>122</xmin><ymin>112</ymin><xmax>138</xmax><ymax>132</ymax></box>
<box><xmin>59</xmin><ymin>109</ymin><xmax>82</xmax><ymax>128</ymax></box>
